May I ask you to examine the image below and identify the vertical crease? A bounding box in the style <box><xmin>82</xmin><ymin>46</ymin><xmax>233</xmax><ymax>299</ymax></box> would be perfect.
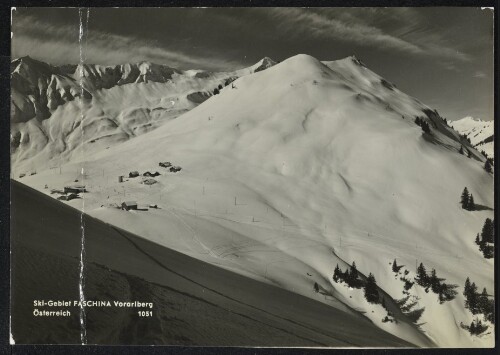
<box><xmin>77</xmin><ymin>7</ymin><xmax>90</xmax><ymax>345</ymax></box>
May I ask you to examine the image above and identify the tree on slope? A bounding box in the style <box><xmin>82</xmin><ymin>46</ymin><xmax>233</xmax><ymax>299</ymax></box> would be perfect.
<box><xmin>392</xmin><ymin>259</ymin><xmax>398</xmax><ymax>273</ymax></box>
<box><xmin>416</xmin><ymin>263</ymin><xmax>429</xmax><ymax>287</ymax></box>
<box><xmin>348</xmin><ymin>261</ymin><xmax>359</xmax><ymax>286</ymax></box>
<box><xmin>468</xmin><ymin>194</ymin><xmax>475</xmax><ymax>211</ymax></box>
<box><xmin>421</xmin><ymin>120</ymin><xmax>431</xmax><ymax>134</ymax></box>
<box><xmin>481</xmin><ymin>218</ymin><xmax>494</xmax><ymax>244</ymax></box>
<box><xmin>364</xmin><ymin>273</ymin><xmax>379</xmax><ymax>304</ymax></box>
<box><xmin>465</xmin><ymin>281</ymin><xmax>479</xmax><ymax>314</ymax></box>
<box><xmin>464</xmin><ymin>277</ymin><xmax>471</xmax><ymax>297</ymax></box>
<box><xmin>461</xmin><ymin>187</ymin><xmax>470</xmax><ymax>210</ymax></box>
<box><xmin>333</xmin><ymin>264</ymin><xmax>341</xmax><ymax>282</ymax></box>
<box><xmin>485</xmin><ymin>159</ymin><xmax>492</xmax><ymax>173</ymax></box>
<box><xmin>314</xmin><ymin>282</ymin><xmax>320</xmax><ymax>293</ymax></box>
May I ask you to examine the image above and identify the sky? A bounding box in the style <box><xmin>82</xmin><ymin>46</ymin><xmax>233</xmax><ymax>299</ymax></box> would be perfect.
<box><xmin>11</xmin><ymin>7</ymin><xmax>494</xmax><ymax>121</ymax></box>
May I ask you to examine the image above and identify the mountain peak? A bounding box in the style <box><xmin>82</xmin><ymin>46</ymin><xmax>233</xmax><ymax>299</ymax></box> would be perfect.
<box><xmin>252</xmin><ymin>57</ymin><xmax>277</xmax><ymax>72</ymax></box>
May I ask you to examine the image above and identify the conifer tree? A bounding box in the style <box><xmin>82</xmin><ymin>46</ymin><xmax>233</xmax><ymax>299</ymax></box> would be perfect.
<box><xmin>475</xmin><ymin>233</ymin><xmax>480</xmax><ymax>245</ymax></box>
<box><xmin>430</xmin><ymin>269</ymin><xmax>440</xmax><ymax>293</ymax></box>
<box><xmin>314</xmin><ymin>282</ymin><xmax>319</xmax><ymax>293</ymax></box>
<box><xmin>392</xmin><ymin>259</ymin><xmax>398</xmax><ymax>273</ymax></box>
<box><xmin>461</xmin><ymin>187</ymin><xmax>470</xmax><ymax>210</ymax></box>
<box><xmin>333</xmin><ymin>264</ymin><xmax>341</xmax><ymax>282</ymax></box>
<box><xmin>481</xmin><ymin>218</ymin><xmax>494</xmax><ymax>243</ymax></box>
<box><xmin>415</xmin><ymin>117</ymin><xmax>421</xmax><ymax>126</ymax></box>
<box><xmin>416</xmin><ymin>263</ymin><xmax>428</xmax><ymax>287</ymax></box>
<box><xmin>467</xmin><ymin>282</ymin><xmax>479</xmax><ymax>313</ymax></box>
<box><xmin>470</xmin><ymin>321</ymin><xmax>476</xmax><ymax>335</ymax></box>
<box><xmin>364</xmin><ymin>273</ymin><xmax>379</xmax><ymax>303</ymax></box>
<box><xmin>485</xmin><ymin>159</ymin><xmax>493</xmax><ymax>173</ymax></box>
<box><xmin>349</xmin><ymin>262</ymin><xmax>359</xmax><ymax>286</ymax></box>
<box><xmin>459</xmin><ymin>146</ymin><xmax>464</xmax><ymax>155</ymax></box>
<box><xmin>421</xmin><ymin>120</ymin><xmax>431</xmax><ymax>133</ymax></box>
<box><xmin>464</xmin><ymin>277</ymin><xmax>471</xmax><ymax>297</ymax></box>
<box><xmin>468</xmin><ymin>194</ymin><xmax>475</xmax><ymax>211</ymax></box>
<box><xmin>479</xmin><ymin>288</ymin><xmax>489</xmax><ymax>314</ymax></box>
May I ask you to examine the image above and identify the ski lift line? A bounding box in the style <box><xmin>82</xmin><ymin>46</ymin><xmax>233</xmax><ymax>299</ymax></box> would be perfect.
<box><xmin>124</xmin><ymin>200</ymin><xmax>477</xmax><ymax>266</ymax></box>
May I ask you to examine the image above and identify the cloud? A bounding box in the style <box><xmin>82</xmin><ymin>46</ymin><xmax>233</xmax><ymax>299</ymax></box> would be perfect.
<box><xmin>263</xmin><ymin>8</ymin><xmax>471</xmax><ymax>62</ymax></box>
<box><xmin>11</xmin><ymin>14</ymin><xmax>245</xmax><ymax>70</ymax></box>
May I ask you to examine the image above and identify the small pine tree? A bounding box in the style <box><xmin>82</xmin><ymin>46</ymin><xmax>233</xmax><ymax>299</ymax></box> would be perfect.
<box><xmin>470</xmin><ymin>321</ymin><xmax>476</xmax><ymax>335</ymax></box>
<box><xmin>482</xmin><ymin>245</ymin><xmax>494</xmax><ymax>259</ymax></box>
<box><xmin>421</xmin><ymin>121</ymin><xmax>431</xmax><ymax>134</ymax></box>
<box><xmin>213</xmin><ymin>88</ymin><xmax>220</xmax><ymax>95</ymax></box>
<box><xmin>416</xmin><ymin>263</ymin><xmax>428</xmax><ymax>287</ymax></box>
<box><xmin>430</xmin><ymin>269</ymin><xmax>440</xmax><ymax>293</ymax></box>
<box><xmin>479</xmin><ymin>288</ymin><xmax>489</xmax><ymax>314</ymax></box>
<box><xmin>349</xmin><ymin>262</ymin><xmax>359</xmax><ymax>285</ymax></box>
<box><xmin>364</xmin><ymin>273</ymin><xmax>379</xmax><ymax>304</ymax></box>
<box><xmin>343</xmin><ymin>268</ymin><xmax>350</xmax><ymax>280</ymax></box>
<box><xmin>468</xmin><ymin>194</ymin><xmax>475</xmax><ymax>211</ymax></box>
<box><xmin>314</xmin><ymin>282</ymin><xmax>319</xmax><ymax>293</ymax></box>
<box><xmin>333</xmin><ymin>264</ymin><xmax>341</xmax><ymax>282</ymax></box>
<box><xmin>461</xmin><ymin>187</ymin><xmax>470</xmax><ymax>210</ymax></box>
<box><xmin>464</xmin><ymin>277</ymin><xmax>471</xmax><ymax>297</ymax></box>
<box><xmin>392</xmin><ymin>259</ymin><xmax>398</xmax><ymax>273</ymax></box>
<box><xmin>459</xmin><ymin>146</ymin><xmax>464</xmax><ymax>155</ymax></box>
<box><xmin>481</xmin><ymin>218</ymin><xmax>494</xmax><ymax>244</ymax></box>
<box><xmin>415</xmin><ymin>117</ymin><xmax>421</xmax><ymax>126</ymax></box>
<box><xmin>218</xmin><ymin>84</ymin><xmax>223</xmax><ymax>90</ymax></box>
<box><xmin>468</xmin><ymin>282</ymin><xmax>479</xmax><ymax>313</ymax></box>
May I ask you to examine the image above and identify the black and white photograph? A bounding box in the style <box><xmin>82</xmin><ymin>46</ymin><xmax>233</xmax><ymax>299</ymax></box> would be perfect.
<box><xmin>8</xmin><ymin>5</ymin><xmax>496</xmax><ymax>348</ymax></box>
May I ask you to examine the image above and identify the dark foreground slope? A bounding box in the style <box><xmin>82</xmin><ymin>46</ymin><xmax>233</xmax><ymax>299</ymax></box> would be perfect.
<box><xmin>11</xmin><ymin>180</ymin><xmax>415</xmax><ymax>346</ymax></box>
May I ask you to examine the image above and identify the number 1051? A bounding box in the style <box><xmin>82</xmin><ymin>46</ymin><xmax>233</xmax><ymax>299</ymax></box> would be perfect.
<box><xmin>138</xmin><ymin>311</ymin><xmax>153</xmax><ymax>317</ymax></box>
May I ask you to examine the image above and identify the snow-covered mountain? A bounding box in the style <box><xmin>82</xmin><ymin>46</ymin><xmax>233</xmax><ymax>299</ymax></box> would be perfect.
<box><xmin>10</xmin><ymin>56</ymin><xmax>276</xmax><ymax>174</ymax></box>
<box><xmin>450</xmin><ymin>116</ymin><xmax>494</xmax><ymax>158</ymax></box>
<box><xmin>14</xmin><ymin>54</ymin><xmax>494</xmax><ymax>347</ymax></box>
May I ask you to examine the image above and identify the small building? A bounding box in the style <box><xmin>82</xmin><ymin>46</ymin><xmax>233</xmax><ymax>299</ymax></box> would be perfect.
<box><xmin>64</xmin><ymin>185</ymin><xmax>86</xmax><ymax>194</ymax></box>
<box><xmin>159</xmin><ymin>162</ymin><xmax>172</xmax><ymax>168</ymax></box>
<box><xmin>19</xmin><ymin>173</ymin><xmax>25</xmax><ymax>178</ymax></box>
<box><xmin>129</xmin><ymin>171</ymin><xmax>140</xmax><ymax>178</ymax></box>
<box><xmin>58</xmin><ymin>193</ymin><xmax>78</xmax><ymax>201</ymax></box>
<box><xmin>169</xmin><ymin>166</ymin><xmax>182</xmax><ymax>173</ymax></box>
<box><xmin>142</xmin><ymin>178</ymin><xmax>157</xmax><ymax>185</ymax></box>
<box><xmin>121</xmin><ymin>201</ymin><xmax>138</xmax><ymax>211</ymax></box>
<box><xmin>143</xmin><ymin>171</ymin><xmax>161</xmax><ymax>177</ymax></box>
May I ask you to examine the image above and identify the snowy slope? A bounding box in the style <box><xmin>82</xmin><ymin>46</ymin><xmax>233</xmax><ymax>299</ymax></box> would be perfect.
<box><xmin>10</xmin><ymin>56</ymin><xmax>276</xmax><ymax>175</ymax></box>
<box><xmin>17</xmin><ymin>54</ymin><xmax>494</xmax><ymax>347</ymax></box>
<box><xmin>450</xmin><ymin>117</ymin><xmax>494</xmax><ymax>158</ymax></box>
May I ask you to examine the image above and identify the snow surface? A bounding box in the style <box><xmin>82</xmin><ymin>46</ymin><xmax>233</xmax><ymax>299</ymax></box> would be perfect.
<box><xmin>15</xmin><ymin>54</ymin><xmax>494</xmax><ymax>347</ymax></box>
<box><xmin>450</xmin><ymin>116</ymin><xmax>494</xmax><ymax>158</ymax></box>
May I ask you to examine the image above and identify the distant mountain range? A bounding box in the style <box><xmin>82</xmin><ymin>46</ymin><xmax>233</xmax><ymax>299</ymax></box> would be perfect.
<box><xmin>449</xmin><ymin>117</ymin><xmax>494</xmax><ymax>158</ymax></box>
<box><xmin>10</xmin><ymin>55</ymin><xmax>276</xmax><ymax>172</ymax></box>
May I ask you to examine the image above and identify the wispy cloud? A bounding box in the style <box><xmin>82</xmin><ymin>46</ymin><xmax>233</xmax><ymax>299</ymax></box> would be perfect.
<box><xmin>12</xmin><ymin>14</ymin><xmax>245</xmax><ymax>70</ymax></box>
<box><xmin>263</xmin><ymin>8</ymin><xmax>471</xmax><ymax>62</ymax></box>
